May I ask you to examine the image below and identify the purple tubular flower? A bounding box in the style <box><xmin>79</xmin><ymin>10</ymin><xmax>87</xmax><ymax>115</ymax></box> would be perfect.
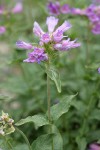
<box><xmin>16</xmin><ymin>40</ymin><xmax>33</xmax><ymax>49</ymax></box>
<box><xmin>92</xmin><ymin>0</ymin><xmax>100</xmax><ymax>4</ymax></box>
<box><xmin>53</xmin><ymin>30</ymin><xmax>63</xmax><ymax>42</ymax></box>
<box><xmin>33</xmin><ymin>22</ymin><xmax>44</xmax><ymax>37</ymax></box>
<box><xmin>54</xmin><ymin>21</ymin><xmax>72</xmax><ymax>33</ymax></box>
<box><xmin>71</xmin><ymin>8</ymin><xmax>86</xmax><ymax>15</ymax></box>
<box><xmin>54</xmin><ymin>38</ymin><xmax>81</xmax><ymax>51</ymax></box>
<box><xmin>41</xmin><ymin>33</ymin><xmax>51</xmax><ymax>43</ymax></box>
<box><xmin>23</xmin><ymin>47</ymin><xmax>48</xmax><ymax>63</ymax></box>
<box><xmin>47</xmin><ymin>2</ymin><xmax>60</xmax><ymax>15</ymax></box>
<box><xmin>46</xmin><ymin>16</ymin><xmax>59</xmax><ymax>33</ymax></box>
<box><xmin>86</xmin><ymin>4</ymin><xmax>96</xmax><ymax>16</ymax></box>
<box><xmin>89</xmin><ymin>143</ymin><xmax>100</xmax><ymax>150</ymax></box>
<box><xmin>53</xmin><ymin>21</ymin><xmax>72</xmax><ymax>42</ymax></box>
<box><xmin>0</xmin><ymin>6</ymin><xmax>4</xmax><ymax>15</ymax></box>
<box><xmin>11</xmin><ymin>2</ymin><xmax>23</xmax><ymax>14</ymax></box>
<box><xmin>98</xmin><ymin>67</ymin><xmax>100</xmax><ymax>73</ymax></box>
<box><xmin>92</xmin><ymin>23</ymin><xmax>100</xmax><ymax>34</ymax></box>
<box><xmin>0</xmin><ymin>26</ymin><xmax>6</xmax><ymax>34</ymax></box>
<box><xmin>60</xmin><ymin>4</ymin><xmax>71</xmax><ymax>14</ymax></box>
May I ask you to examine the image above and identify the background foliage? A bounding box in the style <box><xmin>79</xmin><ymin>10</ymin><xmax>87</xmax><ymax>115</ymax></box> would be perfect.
<box><xmin>0</xmin><ymin>0</ymin><xmax>100</xmax><ymax>150</ymax></box>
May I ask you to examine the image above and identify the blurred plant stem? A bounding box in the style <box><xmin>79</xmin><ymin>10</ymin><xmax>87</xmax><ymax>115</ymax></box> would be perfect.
<box><xmin>47</xmin><ymin>61</ymin><xmax>51</xmax><ymax>123</ymax></box>
<box><xmin>47</xmin><ymin>60</ymin><xmax>54</xmax><ymax>150</ymax></box>
<box><xmin>16</xmin><ymin>127</ymin><xmax>32</xmax><ymax>150</ymax></box>
<box><xmin>86</xmin><ymin>20</ymin><xmax>90</xmax><ymax>65</ymax></box>
<box><xmin>4</xmin><ymin>136</ymin><xmax>13</xmax><ymax>150</ymax></box>
<box><xmin>79</xmin><ymin>97</ymin><xmax>94</xmax><ymax>137</ymax></box>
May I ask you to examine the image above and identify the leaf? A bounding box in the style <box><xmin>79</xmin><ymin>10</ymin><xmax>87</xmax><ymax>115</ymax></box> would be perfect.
<box><xmin>90</xmin><ymin>109</ymin><xmax>100</xmax><ymax>120</ymax></box>
<box><xmin>52</xmin><ymin>125</ymin><xmax>63</xmax><ymax>150</ymax></box>
<box><xmin>50</xmin><ymin>94</ymin><xmax>77</xmax><ymax>121</ymax></box>
<box><xmin>76</xmin><ymin>137</ymin><xmax>87</xmax><ymax>150</ymax></box>
<box><xmin>46</xmin><ymin>66</ymin><xmax>61</xmax><ymax>93</ymax></box>
<box><xmin>14</xmin><ymin>144</ymin><xmax>29</xmax><ymax>150</ymax></box>
<box><xmin>15</xmin><ymin>114</ymin><xmax>49</xmax><ymax>128</ymax></box>
<box><xmin>85</xmin><ymin>63</ymin><xmax>100</xmax><ymax>70</ymax></box>
<box><xmin>6</xmin><ymin>126</ymin><xmax>15</xmax><ymax>135</ymax></box>
<box><xmin>31</xmin><ymin>134</ymin><xmax>54</xmax><ymax>150</ymax></box>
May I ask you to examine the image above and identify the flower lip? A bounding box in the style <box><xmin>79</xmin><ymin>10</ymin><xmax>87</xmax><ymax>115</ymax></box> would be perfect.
<box><xmin>23</xmin><ymin>47</ymin><xmax>48</xmax><ymax>63</ymax></box>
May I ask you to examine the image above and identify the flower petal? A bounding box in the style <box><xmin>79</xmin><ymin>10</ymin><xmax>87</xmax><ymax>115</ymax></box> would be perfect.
<box><xmin>46</xmin><ymin>16</ymin><xmax>59</xmax><ymax>33</ymax></box>
<box><xmin>16</xmin><ymin>40</ymin><xmax>33</xmax><ymax>49</ymax></box>
<box><xmin>54</xmin><ymin>21</ymin><xmax>72</xmax><ymax>34</ymax></box>
<box><xmin>11</xmin><ymin>2</ymin><xmax>23</xmax><ymax>14</ymax></box>
<box><xmin>33</xmin><ymin>22</ymin><xmax>44</xmax><ymax>37</ymax></box>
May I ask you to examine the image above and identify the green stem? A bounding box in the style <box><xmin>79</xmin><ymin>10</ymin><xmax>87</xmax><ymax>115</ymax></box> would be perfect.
<box><xmin>86</xmin><ymin>20</ymin><xmax>90</xmax><ymax>65</ymax></box>
<box><xmin>16</xmin><ymin>127</ymin><xmax>32</xmax><ymax>150</ymax></box>
<box><xmin>47</xmin><ymin>63</ymin><xmax>51</xmax><ymax>124</ymax></box>
<box><xmin>47</xmin><ymin>61</ymin><xmax>54</xmax><ymax>150</ymax></box>
<box><xmin>4</xmin><ymin>136</ymin><xmax>13</xmax><ymax>150</ymax></box>
<box><xmin>80</xmin><ymin>97</ymin><xmax>93</xmax><ymax>137</ymax></box>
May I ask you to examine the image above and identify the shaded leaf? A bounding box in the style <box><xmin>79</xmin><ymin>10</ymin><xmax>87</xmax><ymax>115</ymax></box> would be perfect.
<box><xmin>15</xmin><ymin>114</ymin><xmax>49</xmax><ymax>128</ymax></box>
<box><xmin>31</xmin><ymin>134</ymin><xmax>54</xmax><ymax>150</ymax></box>
<box><xmin>46</xmin><ymin>66</ymin><xmax>61</xmax><ymax>93</ymax></box>
<box><xmin>50</xmin><ymin>94</ymin><xmax>77</xmax><ymax>121</ymax></box>
<box><xmin>52</xmin><ymin>125</ymin><xmax>63</xmax><ymax>150</ymax></box>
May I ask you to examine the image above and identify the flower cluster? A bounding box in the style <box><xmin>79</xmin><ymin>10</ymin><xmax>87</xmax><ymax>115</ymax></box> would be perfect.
<box><xmin>0</xmin><ymin>2</ymin><xmax>23</xmax><ymax>35</ymax></box>
<box><xmin>88</xmin><ymin>143</ymin><xmax>100</xmax><ymax>150</ymax></box>
<box><xmin>0</xmin><ymin>2</ymin><xmax>23</xmax><ymax>15</ymax></box>
<box><xmin>85</xmin><ymin>5</ymin><xmax>100</xmax><ymax>34</ymax></box>
<box><xmin>47</xmin><ymin>2</ymin><xmax>100</xmax><ymax>34</ymax></box>
<box><xmin>47</xmin><ymin>2</ymin><xmax>71</xmax><ymax>15</ymax></box>
<box><xmin>0</xmin><ymin>111</ymin><xmax>15</xmax><ymax>136</ymax></box>
<box><xmin>16</xmin><ymin>16</ymin><xmax>80</xmax><ymax>64</ymax></box>
<box><xmin>0</xmin><ymin>26</ymin><xmax>6</xmax><ymax>35</ymax></box>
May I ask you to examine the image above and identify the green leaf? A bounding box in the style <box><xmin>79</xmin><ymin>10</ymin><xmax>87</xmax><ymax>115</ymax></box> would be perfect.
<box><xmin>31</xmin><ymin>134</ymin><xmax>54</xmax><ymax>150</ymax></box>
<box><xmin>90</xmin><ymin>109</ymin><xmax>100</xmax><ymax>120</ymax></box>
<box><xmin>6</xmin><ymin>126</ymin><xmax>15</xmax><ymax>135</ymax></box>
<box><xmin>50</xmin><ymin>94</ymin><xmax>77</xmax><ymax>121</ymax></box>
<box><xmin>15</xmin><ymin>114</ymin><xmax>49</xmax><ymax>128</ymax></box>
<box><xmin>85</xmin><ymin>62</ymin><xmax>100</xmax><ymax>70</ymax></box>
<box><xmin>76</xmin><ymin>137</ymin><xmax>87</xmax><ymax>150</ymax></box>
<box><xmin>14</xmin><ymin>144</ymin><xmax>29</xmax><ymax>150</ymax></box>
<box><xmin>46</xmin><ymin>66</ymin><xmax>61</xmax><ymax>93</ymax></box>
<box><xmin>52</xmin><ymin>125</ymin><xmax>63</xmax><ymax>150</ymax></box>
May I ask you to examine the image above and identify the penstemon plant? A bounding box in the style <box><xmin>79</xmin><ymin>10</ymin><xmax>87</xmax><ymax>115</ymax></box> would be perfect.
<box><xmin>0</xmin><ymin>16</ymin><xmax>80</xmax><ymax>150</ymax></box>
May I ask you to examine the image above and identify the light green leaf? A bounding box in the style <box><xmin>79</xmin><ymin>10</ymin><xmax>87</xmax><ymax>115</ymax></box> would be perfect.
<box><xmin>6</xmin><ymin>126</ymin><xmax>15</xmax><ymax>135</ymax></box>
<box><xmin>15</xmin><ymin>114</ymin><xmax>49</xmax><ymax>128</ymax></box>
<box><xmin>52</xmin><ymin>125</ymin><xmax>63</xmax><ymax>150</ymax></box>
<box><xmin>76</xmin><ymin>137</ymin><xmax>87</xmax><ymax>150</ymax></box>
<box><xmin>31</xmin><ymin>134</ymin><xmax>54</xmax><ymax>150</ymax></box>
<box><xmin>90</xmin><ymin>109</ymin><xmax>100</xmax><ymax>120</ymax></box>
<box><xmin>46</xmin><ymin>66</ymin><xmax>61</xmax><ymax>93</ymax></box>
<box><xmin>50</xmin><ymin>94</ymin><xmax>77</xmax><ymax>121</ymax></box>
<box><xmin>85</xmin><ymin>62</ymin><xmax>100</xmax><ymax>70</ymax></box>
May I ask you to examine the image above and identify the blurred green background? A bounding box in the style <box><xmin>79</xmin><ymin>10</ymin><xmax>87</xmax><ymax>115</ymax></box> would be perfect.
<box><xmin>0</xmin><ymin>0</ymin><xmax>100</xmax><ymax>150</ymax></box>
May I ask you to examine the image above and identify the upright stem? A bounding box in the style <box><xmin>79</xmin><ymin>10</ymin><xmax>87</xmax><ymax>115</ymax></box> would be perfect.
<box><xmin>86</xmin><ymin>20</ymin><xmax>90</xmax><ymax>65</ymax></box>
<box><xmin>47</xmin><ymin>61</ymin><xmax>54</xmax><ymax>150</ymax></box>
<box><xmin>47</xmin><ymin>61</ymin><xmax>51</xmax><ymax>124</ymax></box>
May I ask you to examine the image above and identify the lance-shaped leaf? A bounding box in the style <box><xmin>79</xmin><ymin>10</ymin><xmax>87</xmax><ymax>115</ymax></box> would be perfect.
<box><xmin>31</xmin><ymin>134</ymin><xmax>54</xmax><ymax>150</ymax></box>
<box><xmin>15</xmin><ymin>114</ymin><xmax>49</xmax><ymax>128</ymax></box>
<box><xmin>50</xmin><ymin>94</ymin><xmax>77</xmax><ymax>121</ymax></box>
<box><xmin>46</xmin><ymin>66</ymin><xmax>61</xmax><ymax>93</ymax></box>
